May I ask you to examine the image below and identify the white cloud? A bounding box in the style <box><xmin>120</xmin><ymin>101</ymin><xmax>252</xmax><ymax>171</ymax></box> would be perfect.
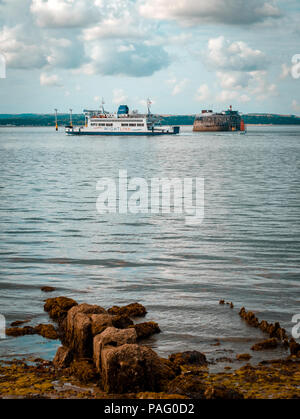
<box><xmin>167</xmin><ymin>77</ymin><xmax>189</xmax><ymax>95</ymax></box>
<box><xmin>207</xmin><ymin>36</ymin><xmax>268</xmax><ymax>72</ymax></box>
<box><xmin>40</xmin><ymin>72</ymin><xmax>62</xmax><ymax>86</ymax></box>
<box><xmin>139</xmin><ymin>0</ymin><xmax>282</xmax><ymax>26</ymax></box>
<box><xmin>0</xmin><ymin>25</ymin><xmax>47</xmax><ymax>69</ymax></box>
<box><xmin>203</xmin><ymin>37</ymin><xmax>276</xmax><ymax>104</ymax></box>
<box><xmin>217</xmin><ymin>90</ymin><xmax>250</xmax><ymax>103</ymax></box>
<box><xmin>195</xmin><ymin>84</ymin><xmax>211</xmax><ymax>102</ymax></box>
<box><xmin>30</xmin><ymin>0</ymin><xmax>99</xmax><ymax>28</ymax></box>
<box><xmin>82</xmin><ymin>15</ymin><xmax>145</xmax><ymax>41</ymax></box>
<box><xmin>112</xmin><ymin>88</ymin><xmax>128</xmax><ymax>105</ymax></box>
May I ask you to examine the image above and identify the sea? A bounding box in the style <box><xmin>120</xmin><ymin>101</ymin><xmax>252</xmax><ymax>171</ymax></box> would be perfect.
<box><xmin>0</xmin><ymin>125</ymin><xmax>299</xmax><ymax>370</ymax></box>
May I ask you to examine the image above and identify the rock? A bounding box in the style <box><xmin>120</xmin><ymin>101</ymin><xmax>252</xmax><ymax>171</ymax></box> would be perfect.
<box><xmin>53</xmin><ymin>346</ymin><xmax>73</xmax><ymax>368</ymax></box>
<box><xmin>68</xmin><ymin>312</ymin><xmax>93</xmax><ymax>358</ymax></box>
<box><xmin>204</xmin><ymin>385</ymin><xmax>244</xmax><ymax>399</ymax></box>
<box><xmin>6</xmin><ymin>326</ymin><xmax>36</xmax><ymax>337</ymax></box>
<box><xmin>34</xmin><ymin>324</ymin><xmax>58</xmax><ymax>340</ymax></box>
<box><xmin>65</xmin><ymin>304</ymin><xmax>107</xmax><ymax>358</ymax></box>
<box><xmin>219</xmin><ymin>300</ymin><xmax>225</xmax><ymax>305</ymax></box>
<box><xmin>131</xmin><ymin>321</ymin><xmax>161</xmax><ymax>340</ymax></box>
<box><xmin>289</xmin><ymin>339</ymin><xmax>300</xmax><ymax>356</ymax></box>
<box><xmin>167</xmin><ymin>374</ymin><xmax>207</xmax><ymax>399</ymax></box>
<box><xmin>107</xmin><ymin>303</ymin><xmax>147</xmax><ymax>318</ymax></box>
<box><xmin>93</xmin><ymin>327</ymin><xmax>137</xmax><ymax>371</ymax></box>
<box><xmin>111</xmin><ymin>314</ymin><xmax>133</xmax><ymax>329</ymax></box>
<box><xmin>90</xmin><ymin>314</ymin><xmax>133</xmax><ymax>336</ymax></box>
<box><xmin>168</xmin><ymin>351</ymin><xmax>207</xmax><ymax>371</ymax></box>
<box><xmin>41</xmin><ymin>286</ymin><xmax>56</xmax><ymax>293</ymax></box>
<box><xmin>251</xmin><ymin>338</ymin><xmax>278</xmax><ymax>351</ymax></box>
<box><xmin>44</xmin><ymin>296</ymin><xmax>78</xmax><ymax>321</ymax></box>
<box><xmin>90</xmin><ymin>314</ymin><xmax>114</xmax><ymax>336</ymax></box>
<box><xmin>236</xmin><ymin>353</ymin><xmax>252</xmax><ymax>361</ymax></box>
<box><xmin>69</xmin><ymin>360</ymin><xmax>98</xmax><ymax>384</ymax></box>
<box><xmin>100</xmin><ymin>344</ymin><xmax>173</xmax><ymax>393</ymax></box>
<box><xmin>10</xmin><ymin>320</ymin><xmax>30</xmax><ymax>327</ymax></box>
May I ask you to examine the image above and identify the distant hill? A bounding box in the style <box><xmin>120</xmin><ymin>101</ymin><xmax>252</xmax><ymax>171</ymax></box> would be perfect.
<box><xmin>0</xmin><ymin>113</ymin><xmax>299</xmax><ymax>126</ymax></box>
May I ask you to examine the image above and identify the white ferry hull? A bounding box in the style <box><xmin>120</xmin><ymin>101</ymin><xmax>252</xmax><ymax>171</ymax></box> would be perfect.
<box><xmin>65</xmin><ymin>127</ymin><xmax>180</xmax><ymax>136</ymax></box>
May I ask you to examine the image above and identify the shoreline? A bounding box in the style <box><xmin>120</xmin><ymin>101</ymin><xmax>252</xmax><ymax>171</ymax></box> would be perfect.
<box><xmin>1</xmin><ymin>296</ymin><xmax>299</xmax><ymax>399</ymax></box>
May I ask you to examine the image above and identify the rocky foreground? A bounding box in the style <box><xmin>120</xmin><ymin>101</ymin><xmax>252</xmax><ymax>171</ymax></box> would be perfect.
<box><xmin>2</xmin><ymin>296</ymin><xmax>300</xmax><ymax>399</ymax></box>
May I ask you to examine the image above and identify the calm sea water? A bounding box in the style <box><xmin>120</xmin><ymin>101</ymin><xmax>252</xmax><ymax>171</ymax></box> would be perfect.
<box><xmin>0</xmin><ymin>125</ymin><xmax>299</xmax><ymax>368</ymax></box>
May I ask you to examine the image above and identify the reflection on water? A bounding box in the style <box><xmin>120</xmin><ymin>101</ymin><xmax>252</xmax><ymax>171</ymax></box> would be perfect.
<box><xmin>0</xmin><ymin>125</ymin><xmax>299</xmax><ymax>364</ymax></box>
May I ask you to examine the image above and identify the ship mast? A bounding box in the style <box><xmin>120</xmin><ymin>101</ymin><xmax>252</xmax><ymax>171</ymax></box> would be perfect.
<box><xmin>147</xmin><ymin>98</ymin><xmax>152</xmax><ymax>115</ymax></box>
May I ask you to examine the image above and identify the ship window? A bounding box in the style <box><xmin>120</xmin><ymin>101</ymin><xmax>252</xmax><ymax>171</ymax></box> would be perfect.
<box><xmin>137</xmin><ymin>123</ymin><xmax>144</xmax><ymax>127</ymax></box>
<box><xmin>106</xmin><ymin>123</ymin><xmax>113</xmax><ymax>126</ymax></box>
<box><xmin>121</xmin><ymin>123</ymin><xmax>129</xmax><ymax>127</ymax></box>
<box><xmin>129</xmin><ymin>123</ymin><xmax>136</xmax><ymax>127</ymax></box>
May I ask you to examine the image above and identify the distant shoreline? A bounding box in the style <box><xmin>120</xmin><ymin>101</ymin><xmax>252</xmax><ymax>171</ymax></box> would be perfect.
<box><xmin>0</xmin><ymin>113</ymin><xmax>300</xmax><ymax>127</ymax></box>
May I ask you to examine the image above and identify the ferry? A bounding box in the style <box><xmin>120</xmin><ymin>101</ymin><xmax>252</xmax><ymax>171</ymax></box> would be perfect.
<box><xmin>65</xmin><ymin>101</ymin><xmax>180</xmax><ymax>136</ymax></box>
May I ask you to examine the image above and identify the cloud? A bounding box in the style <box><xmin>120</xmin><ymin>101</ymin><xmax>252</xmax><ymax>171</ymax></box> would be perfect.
<box><xmin>167</xmin><ymin>77</ymin><xmax>189</xmax><ymax>95</ymax></box>
<box><xmin>82</xmin><ymin>16</ymin><xmax>146</xmax><ymax>41</ymax></box>
<box><xmin>40</xmin><ymin>72</ymin><xmax>62</xmax><ymax>86</ymax></box>
<box><xmin>207</xmin><ymin>36</ymin><xmax>268</xmax><ymax>72</ymax></box>
<box><xmin>139</xmin><ymin>0</ymin><xmax>282</xmax><ymax>26</ymax></box>
<box><xmin>81</xmin><ymin>41</ymin><xmax>171</xmax><ymax>77</ymax></box>
<box><xmin>198</xmin><ymin>37</ymin><xmax>277</xmax><ymax>104</ymax></box>
<box><xmin>112</xmin><ymin>88</ymin><xmax>128</xmax><ymax>104</ymax></box>
<box><xmin>217</xmin><ymin>90</ymin><xmax>251</xmax><ymax>103</ymax></box>
<box><xmin>0</xmin><ymin>25</ymin><xmax>47</xmax><ymax>69</ymax></box>
<box><xmin>30</xmin><ymin>0</ymin><xmax>99</xmax><ymax>28</ymax></box>
<box><xmin>46</xmin><ymin>38</ymin><xmax>87</xmax><ymax>69</ymax></box>
<box><xmin>195</xmin><ymin>84</ymin><xmax>211</xmax><ymax>102</ymax></box>
<box><xmin>280</xmin><ymin>63</ymin><xmax>291</xmax><ymax>79</ymax></box>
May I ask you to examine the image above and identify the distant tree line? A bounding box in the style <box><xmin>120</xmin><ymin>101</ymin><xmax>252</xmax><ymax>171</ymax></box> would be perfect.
<box><xmin>0</xmin><ymin>113</ymin><xmax>299</xmax><ymax>126</ymax></box>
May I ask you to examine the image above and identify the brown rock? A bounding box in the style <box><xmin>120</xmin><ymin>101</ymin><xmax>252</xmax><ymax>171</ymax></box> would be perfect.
<box><xmin>41</xmin><ymin>286</ymin><xmax>56</xmax><ymax>293</ymax></box>
<box><xmin>53</xmin><ymin>346</ymin><xmax>73</xmax><ymax>368</ymax></box>
<box><xmin>259</xmin><ymin>320</ymin><xmax>270</xmax><ymax>333</ymax></box>
<box><xmin>44</xmin><ymin>296</ymin><xmax>78</xmax><ymax>321</ymax></box>
<box><xmin>100</xmin><ymin>344</ymin><xmax>173</xmax><ymax>393</ymax></box>
<box><xmin>6</xmin><ymin>326</ymin><xmax>36</xmax><ymax>337</ymax></box>
<box><xmin>251</xmin><ymin>338</ymin><xmax>278</xmax><ymax>351</ymax></box>
<box><xmin>90</xmin><ymin>314</ymin><xmax>114</xmax><ymax>336</ymax></box>
<box><xmin>167</xmin><ymin>374</ymin><xmax>207</xmax><ymax>399</ymax></box>
<box><xmin>131</xmin><ymin>321</ymin><xmax>161</xmax><ymax>340</ymax></box>
<box><xmin>289</xmin><ymin>338</ymin><xmax>300</xmax><ymax>356</ymax></box>
<box><xmin>204</xmin><ymin>385</ymin><xmax>244</xmax><ymax>399</ymax></box>
<box><xmin>10</xmin><ymin>320</ymin><xmax>30</xmax><ymax>327</ymax></box>
<box><xmin>236</xmin><ymin>353</ymin><xmax>252</xmax><ymax>361</ymax></box>
<box><xmin>68</xmin><ymin>312</ymin><xmax>93</xmax><ymax>358</ymax></box>
<box><xmin>111</xmin><ymin>314</ymin><xmax>133</xmax><ymax>329</ymax></box>
<box><xmin>65</xmin><ymin>304</ymin><xmax>107</xmax><ymax>358</ymax></box>
<box><xmin>107</xmin><ymin>303</ymin><xmax>147</xmax><ymax>318</ymax></box>
<box><xmin>168</xmin><ymin>351</ymin><xmax>207</xmax><ymax>371</ymax></box>
<box><xmin>93</xmin><ymin>327</ymin><xmax>137</xmax><ymax>371</ymax></box>
<box><xmin>219</xmin><ymin>300</ymin><xmax>225</xmax><ymax>305</ymax></box>
<box><xmin>35</xmin><ymin>324</ymin><xmax>58</xmax><ymax>340</ymax></box>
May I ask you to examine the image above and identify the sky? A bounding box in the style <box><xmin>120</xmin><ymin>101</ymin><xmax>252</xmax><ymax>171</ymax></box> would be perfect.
<box><xmin>0</xmin><ymin>0</ymin><xmax>299</xmax><ymax>115</ymax></box>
